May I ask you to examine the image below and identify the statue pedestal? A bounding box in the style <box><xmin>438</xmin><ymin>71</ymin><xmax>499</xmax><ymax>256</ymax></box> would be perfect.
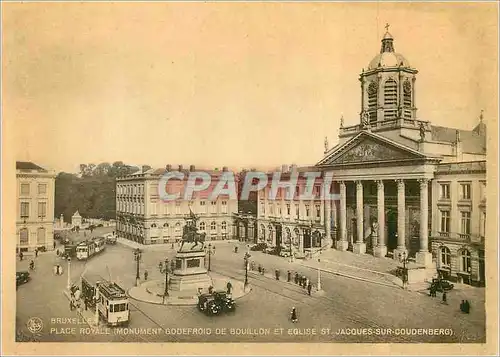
<box><xmin>169</xmin><ymin>246</ymin><xmax>212</xmax><ymax>292</ymax></box>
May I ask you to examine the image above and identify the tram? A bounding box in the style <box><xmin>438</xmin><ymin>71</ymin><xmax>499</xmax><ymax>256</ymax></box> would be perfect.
<box><xmin>81</xmin><ymin>273</ymin><xmax>130</xmax><ymax>327</ymax></box>
<box><xmin>76</xmin><ymin>237</ymin><xmax>106</xmax><ymax>260</ymax></box>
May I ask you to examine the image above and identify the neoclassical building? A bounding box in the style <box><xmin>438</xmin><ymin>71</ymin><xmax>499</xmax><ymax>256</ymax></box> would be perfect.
<box><xmin>16</xmin><ymin>161</ymin><xmax>56</xmax><ymax>252</ymax></box>
<box><xmin>315</xmin><ymin>28</ymin><xmax>486</xmax><ymax>285</ymax></box>
<box><xmin>116</xmin><ymin>165</ymin><xmax>238</xmax><ymax>244</ymax></box>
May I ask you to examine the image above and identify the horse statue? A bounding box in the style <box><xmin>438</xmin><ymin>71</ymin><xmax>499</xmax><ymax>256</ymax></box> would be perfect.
<box><xmin>179</xmin><ymin>208</ymin><xmax>206</xmax><ymax>251</ymax></box>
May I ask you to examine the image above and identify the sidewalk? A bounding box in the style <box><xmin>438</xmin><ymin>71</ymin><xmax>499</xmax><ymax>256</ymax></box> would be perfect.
<box><xmin>127</xmin><ymin>272</ymin><xmax>250</xmax><ymax>306</ymax></box>
<box><xmin>117</xmin><ymin>238</ymin><xmax>238</xmax><ymax>251</ymax></box>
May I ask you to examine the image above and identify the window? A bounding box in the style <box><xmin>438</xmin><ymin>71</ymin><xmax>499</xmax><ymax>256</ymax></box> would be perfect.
<box><xmin>37</xmin><ymin>202</ymin><xmax>47</xmax><ymax>218</ymax></box>
<box><xmin>175</xmin><ymin>223</ymin><xmax>181</xmax><ymax>234</ymax></box>
<box><xmin>210</xmin><ymin>221</ymin><xmax>216</xmax><ymax>231</ymax></box>
<box><xmin>163</xmin><ymin>222</ymin><xmax>169</xmax><ymax>228</ymax></box>
<box><xmin>260</xmin><ymin>202</ymin><xmax>265</xmax><ymax>215</ymax></box>
<box><xmin>314</xmin><ymin>186</ymin><xmax>321</xmax><ymax>197</ymax></box>
<box><xmin>286</xmin><ymin>204</ymin><xmax>290</xmax><ymax>216</ymax></box>
<box><xmin>367</xmin><ymin>81</ymin><xmax>377</xmax><ymax>121</ymax></box>
<box><xmin>175</xmin><ymin>202</ymin><xmax>181</xmax><ymax>215</ymax></box>
<box><xmin>403</xmin><ymin>80</ymin><xmax>412</xmax><ymax>107</ymax></box>
<box><xmin>315</xmin><ymin>205</ymin><xmax>321</xmax><ymax>219</ymax></box>
<box><xmin>37</xmin><ymin>227</ymin><xmax>45</xmax><ymax>244</ymax></box>
<box><xmin>19</xmin><ymin>228</ymin><xmax>28</xmax><ymax>245</ymax></box>
<box><xmin>460</xmin><ymin>249</ymin><xmax>471</xmax><ymax>273</ymax></box>
<box><xmin>440</xmin><ymin>210</ymin><xmax>450</xmax><ymax>233</ymax></box>
<box><xmin>460</xmin><ymin>183</ymin><xmax>471</xmax><ymax>200</ymax></box>
<box><xmin>38</xmin><ymin>184</ymin><xmax>47</xmax><ymax>194</ymax></box>
<box><xmin>151</xmin><ymin>223</ymin><xmax>157</xmax><ymax>228</ymax></box>
<box><xmin>460</xmin><ymin>211</ymin><xmax>471</xmax><ymax>235</ymax></box>
<box><xmin>295</xmin><ymin>204</ymin><xmax>299</xmax><ymax>217</ymax></box>
<box><xmin>199</xmin><ymin>222</ymin><xmax>206</xmax><ymax>231</ymax></box>
<box><xmin>305</xmin><ymin>204</ymin><xmax>310</xmax><ymax>217</ymax></box>
<box><xmin>481</xmin><ymin>211</ymin><xmax>486</xmax><ymax>237</ymax></box>
<box><xmin>439</xmin><ymin>183</ymin><xmax>450</xmax><ymax>199</ymax></box>
<box><xmin>221</xmin><ymin>221</ymin><xmax>227</xmax><ymax>232</ymax></box>
<box><xmin>384</xmin><ymin>79</ymin><xmax>398</xmax><ymax>105</ymax></box>
<box><xmin>295</xmin><ymin>186</ymin><xmax>300</xmax><ymax>198</ymax></box>
<box><xmin>210</xmin><ymin>201</ymin><xmax>217</xmax><ymax>213</ymax></box>
<box><xmin>20</xmin><ymin>183</ymin><xmax>30</xmax><ymax>195</ymax></box>
<box><xmin>440</xmin><ymin>246</ymin><xmax>451</xmax><ymax>266</ymax></box>
<box><xmin>20</xmin><ymin>202</ymin><xmax>30</xmax><ymax>219</ymax></box>
<box><xmin>221</xmin><ymin>200</ymin><xmax>228</xmax><ymax>214</ymax></box>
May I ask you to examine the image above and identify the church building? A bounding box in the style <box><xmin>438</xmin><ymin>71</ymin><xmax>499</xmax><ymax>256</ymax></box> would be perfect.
<box><xmin>316</xmin><ymin>27</ymin><xmax>486</xmax><ymax>286</ymax></box>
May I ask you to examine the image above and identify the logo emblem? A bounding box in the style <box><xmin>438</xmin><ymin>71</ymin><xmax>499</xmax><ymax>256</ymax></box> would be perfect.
<box><xmin>26</xmin><ymin>317</ymin><xmax>43</xmax><ymax>333</ymax></box>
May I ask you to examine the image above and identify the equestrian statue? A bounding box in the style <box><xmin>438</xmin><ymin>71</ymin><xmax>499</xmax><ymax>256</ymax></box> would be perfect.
<box><xmin>179</xmin><ymin>208</ymin><xmax>206</xmax><ymax>251</ymax></box>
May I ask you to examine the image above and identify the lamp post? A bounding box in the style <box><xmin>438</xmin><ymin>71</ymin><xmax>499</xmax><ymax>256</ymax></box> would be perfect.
<box><xmin>206</xmin><ymin>243</ymin><xmax>215</xmax><ymax>272</ymax></box>
<box><xmin>134</xmin><ymin>248</ymin><xmax>142</xmax><ymax>287</ymax></box>
<box><xmin>66</xmin><ymin>257</ymin><xmax>72</xmax><ymax>290</ymax></box>
<box><xmin>399</xmin><ymin>251</ymin><xmax>408</xmax><ymax>289</ymax></box>
<box><xmin>94</xmin><ymin>282</ymin><xmax>100</xmax><ymax>327</ymax></box>
<box><xmin>317</xmin><ymin>255</ymin><xmax>322</xmax><ymax>292</ymax></box>
<box><xmin>243</xmin><ymin>252</ymin><xmax>250</xmax><ymax>290</ymax></box>
<box><xmin>161</xmin><ymin>258</ymin><xmax>169</xmax><ymax>304</ymax></box>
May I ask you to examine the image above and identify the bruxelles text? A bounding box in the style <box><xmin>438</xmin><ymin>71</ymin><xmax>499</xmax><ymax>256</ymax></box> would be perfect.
<box><xmin>158</xmin><ymin>171</ymin><xmax>341</xmax><ymax>202</ymax></box>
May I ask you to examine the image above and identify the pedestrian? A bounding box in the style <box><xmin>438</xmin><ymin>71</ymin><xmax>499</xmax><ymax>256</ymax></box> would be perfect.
<box><xmin>294</xmin><ymin>272</ymin><xmax>299</xmax><ymax>284</ymax></box>
<box><xmin>275</xmin><ymin>269</ymin><xmax>280</xmax><ymax>281</ymax></box>
<box><xmin>159</xmin><ymin>261</ymin><xmax>163</xmax><ymax>272</ymax></box>
<box><xmin>464</xmin><ymin>300</ymin><xmax>470</xmax><ymax>314</ymax></box>
<box><xmin>35</xmin><ymin>248</ymin><xmax>38</xmax><ymax>258</ymax></box>
<box><xmin>58</xmin><ymin>265</ymin><xmax>62</xmax><ymax>275</ymax></box>
<box><xmin>56</xmin><ymin>249</ymin><xmax>60</xmax><ymax>256</ymax></box>
<box><xmin>287</xmin><ymin>270</ymin><xmax>291</xmax><ymax>282</ymax></box>
<box><xmin>460</xmin><ymin>300</ymin><xmax>465</xmax><ymax>313</ymax></box>
<box><xmin>258</xmin><ymin>265</ymin><xmax>262</xmax><ymax>274</ymax></box>
<box><xmin>442</xmin><ymin>291</ymin><xmax>448</xmax><ymax>304</ymax></box>
<box><xmin>53</xmin><ymin>241</ymin><xmax>56</xmax><ymax>250</ymax></box>
<box><xmin>53</xmin><ymin>265</ymin><xmax>58</xmax><ymax>275</ymax></box>
<box><xmin>69</xmin><ymin>300</ymin><xmax>73</xmax><ymax>311</ymax></box>
<box><xmin>19</xmin><ymin>251</ymin><xmax>23</xmax><ymax>261</ymax></box>
<box><xmin>171</xmin><ymin>243</ymin><xmax>175</xmax><ymax>249</ymax></box>
<box><xmin>302</xmin><ymin>276</ymin><xmax>306</xmax><ymax>288</ymax></box>
<box><xmin>290</xmin><ymin>307</ymin><xmax>298</xmax><ymax>323</ymax></box>
<box><xmin>144</xmin><ymin>270</ymin><xmax>148</xmax><ymax>281</ymax></box>
<box><xmin>84</xmin><ymin>298</ymin><xmax>88</xmax><ymax>311</ymax></box>
<box><xmin>208</xmin><ymin>285</ymin><xmax>214</xmax><ymax>294</ymax></box>
<box><xmin>307</xmin><ymin>282</ymin><xmax>312</xmax><ymax>296</ymax></box>
<box><xmin>261</xmin><ymin>267</ymin><xmax>265</xmax><ymax>275</ymax></box>
<box><xmin>227</xmin><ymin>281</ymin><xmax>233</xmax><ymax>294</ymax></box>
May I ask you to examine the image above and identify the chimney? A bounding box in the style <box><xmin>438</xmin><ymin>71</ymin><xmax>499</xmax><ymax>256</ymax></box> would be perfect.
<box><xmin>166</xmin><ymin>164</ymin><xmax>172</xmax><ymax>171</ymax></box>
<box><xmin>190</xmin><ymin>165</ymin><xmax>195</xmax><ymax>172</ymax></box>
<box><xmin>282</xmin><ymin>164</ymin><xmax>289</xmax><ymax>173</ymax></box>
<box><xmin>178</xmin><ymin>165</ymin><xmax>183</xmax><ymax>171</ymax></box>
<box><xmin>223</xmin><ymin>166</ymin><xmax>228</xmax><ymax>172</ymax></box>
<box><xmin>291</xmin><ymin>164</ymin><xmax>298</xmax><ymax>173</ymax></box>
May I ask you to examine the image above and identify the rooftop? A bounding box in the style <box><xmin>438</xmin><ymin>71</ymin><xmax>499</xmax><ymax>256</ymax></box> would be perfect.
<box><xmin>16</xmin><ymin>161</ymin><xmax>47</xmax><ymax>172</ymax></box>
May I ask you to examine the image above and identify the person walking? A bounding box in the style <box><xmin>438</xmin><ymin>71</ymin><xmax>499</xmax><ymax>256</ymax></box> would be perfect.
<box><xmin>307</xmin><ymin>282</ymin><xmax>312</xmax><ymax>296</ymax></box>
<box><xmin>53</xmin><ymin>241</ymin><xmax>57</xmax><ymax>250</ymax></box>
<box><xmin>144</xmin><ymin>270</ymin><xmax>148</xmax><ymax>281</ymax></box>
<box><xmin>226</xmin><ymin>281</ymin><xmax>233</xmax><ymax>294</ymax></box>
<box><xmin>19</xmin><ymin>251</ymin><xmax>23</xmax><ymax>261</ymax></box>
<box><xmin>442</xmin><ymin>291</ymin><xmax>448</xmax><ymax>305</ymax></box>
<box><xmin>294</xmin><ymin>272</ymin><xmax>299</xmax><ymax>284</ymax></box>
<box><xmin>275</xmin><ymin>269</ymin><xmax>280</xmax><ymax>281</ymax></box>
<box><xmin>287</xmin><ymin>270</ymin><xmax>291</xmax><ymax>283</ymax></box>
<box><xmin>35</xmin><ymin>248</ymin><xmax>38</xmax><ymax>258</ymax></box>
<box><xmin>290</xmin><ymin>307</ymin><xmax>298</xmax><ymax>323</ymax></box>
<box><xmin>464</xmin><ymin>300</ymin><xmax>470</xmax><ymax>314</ymax></box>
<box><xmin>460</xmin><ymin>300</ymin><xmax>465</xmax><ymax>313</ymax></box>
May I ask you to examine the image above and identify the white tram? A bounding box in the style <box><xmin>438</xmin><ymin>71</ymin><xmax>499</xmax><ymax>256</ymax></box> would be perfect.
<box><xmin>76</xmin><ymin>237</ymin><xmax>106</xmax><ymax>260</ymax></box>
<box><xmin>81</xmin><ymin>273</ymin><xmax>130</xmax><ymax>327</ymax></box>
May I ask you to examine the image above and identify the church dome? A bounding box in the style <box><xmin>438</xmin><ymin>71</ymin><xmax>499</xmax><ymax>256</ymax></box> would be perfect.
<box><xmin>368</xmin><ymin>52</ymin><xmax>410</xmax><ymax>70</ymax></box>
<box><xmin>367</xmin><ymin>27</ymin><xmax>410</xmax><ymax>70</ymax></box>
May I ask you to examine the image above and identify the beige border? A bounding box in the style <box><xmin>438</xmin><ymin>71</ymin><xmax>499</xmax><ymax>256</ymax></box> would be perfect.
<box><xmin>2</xmin><ymin>1</ymin><xmax>498</xmax><ymax>355</ymax></box>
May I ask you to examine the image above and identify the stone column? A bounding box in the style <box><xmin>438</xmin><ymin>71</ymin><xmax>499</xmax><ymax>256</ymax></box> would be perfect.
<box><xmin>374</xmin><ymin>180</ymin><xmax>387</xmax><ymax>258</ymax></box>
<box><xmin>336</xmin><ymin>181</ymin><xmax>348</xmax><ymax>251</ymax></box>
<box><xmin>325</xmin><ymin>199</ymin><xmax>332</xmax><ymax>249</ymax></box>
<box><xmin>394</xmin><ymin>179</ymin><xmax>407</xmax><ymax>260</ymax></box>
<box><xmin>353</xmin><ymin>181</ymin><xmax>366</xmax><ymax>254</ymax></box>
<box><xmin>299</xmin><ymin>230</ymin><xmax>304</xmax><ymax>253</ymax></box>
<box><xmin>416</xmin><ymin>178</ymin><xmax>433</xmax><ymax>267</ymax></box>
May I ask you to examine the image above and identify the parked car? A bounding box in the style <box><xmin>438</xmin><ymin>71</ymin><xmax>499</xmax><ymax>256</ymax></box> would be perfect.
<box><xmin>197</xmin><ymin>291</ymin><xmax>235</xmax><ymax>315</ymax></box>
<box><xmin>430</xmin><ymin>278</ymin><xmax>454</xmax><ymax>292</ymax></box>
<box><xmin>104</xmin><ymin>233</ymin><xmax>117</xmax><ymax>245</ymax></box>
<box><xmin>250</xmin><ymin>243</ymin><xmax>267</xmax><ymax>252</ymax></box>
<box><xmin>16</xmin><ymin>271</ymin><xmax>30</xmax><ymax>288</ymax></box>
<box><xmin>279</xmin><ymin>249</ymin><xmax>292</xmax><ymax>257</ymax></box>
<box><xmin>263</xmin><ymin>246</ymin><xmax>276</xmax><ymax>254</ymax></box>
<box><xmin>294</xmin><ymin>252</ymin><xmax>306</xmax><ymax>259</ymax></box>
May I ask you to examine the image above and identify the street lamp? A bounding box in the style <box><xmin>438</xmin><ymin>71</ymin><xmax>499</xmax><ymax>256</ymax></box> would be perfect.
<box><xmin>160</xmin><ymin>258</ymin><xmax>169</xmax><ymax>303</ymax></box>
<box><xmin>134</xmin><ymin>248</ymin><xmax>142</xmax><ymax>287</ymax></box>
<box><xmin>317</xmin><ymin>255</ymin><xmax>322</xmax><ymax>292</ymax></box>
<box><xmin>399</xmin><ymin>251</ymin><xmax>409</xmax><ymax>289</ymax></box>
<box><xmin>205</xmin><ymin>243</ymin><xmax>215</xmax><ymax>272</ymax></box>
<box><xmin>66</xmin><ymin>257</ymin><xmax>72</xmax><ymax>290</ymax></box>
<box><xmin>243</xmin><ymin>252</ymin><xmax>251</xmax><ymax>290</ymax></box>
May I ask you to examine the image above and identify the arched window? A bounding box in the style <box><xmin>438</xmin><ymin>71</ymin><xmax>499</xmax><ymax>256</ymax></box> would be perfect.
<box><xmin>403</xmin><ymin>80</ymin><xmax>412</xmax><ymax>107</ymax></box>
<box><xmin>210</xmin><ymin>221</ymin><xmax>217</xmax><ymax>231</ymax></box>
<box><xmin>163</xmin><ymin>223</ymin><xmax>169</xmax><ymax>228</ymax></box>
<box><xmin>460</xmin><ymin>249</ymin><xmax>471</xmax><ymax>273</ymax></box>
<box><xmin>37</xmin><ymin>227</ymin><xmax>45</xmax><ymax>244</ymax></box>
<box><xmin>440</xmin><ymin>246</ymin><xmax>451</xmax><ymax>266</ymax></box>
<box><xmin>260</xmin><ymin>224</ymin><xmax>266</xmax><ymax>240</ymax></box>
<box><xmin>20</xmin><ymin>228</ymin><xmax>29</xmax><ymax>245</ymax></box>
<box><xmin>174</xmin><ymin>223</ymin><xmax>181</xmax><ymax>233</ymax></box>
<box><xmin>199</xmin><ymin>222</ymin><xmax>206</xmax><ymax>231</ymax></box>
<box><xmin>151</xmin><ymin>223</ymin><xmax>157</xmax><ymax>228</ymax></box>
<box><xmin>221</xmin><ymin>221</ymin><xmax>227</xmax><ymax>232</ymax></box>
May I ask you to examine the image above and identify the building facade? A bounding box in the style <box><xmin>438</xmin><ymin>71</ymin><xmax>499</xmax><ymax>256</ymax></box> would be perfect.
<box><xmin>235</xmin><ymin>166</ymin><xmax>328</xmax><ymax>255</ymax></box>
<box><xmin>16</xmin><ymin>161</ymin><xmax>56</xmax><ymax>252</ymax></box>
<box><xmin>116</xmin><ymin>165</ymin><xmax>238</xmax><ymax>245</ymax></box>
<box><xmin>314</xmin><ymin>28</ymin><xmax>486</xmax><ymax>285</ymax></box>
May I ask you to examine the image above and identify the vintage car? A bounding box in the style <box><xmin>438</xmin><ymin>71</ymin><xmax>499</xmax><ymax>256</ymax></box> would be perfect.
<box><xmin>197</xmin><ymin>290</ymin><xmax>235</xmax><ymax>315</ymax></box>
<box><xmin>263</xmin><ymin>246</ymin><xmax>277</xmax><ymax>254</ymax></box>
<box><xmin>250</xmin><ymin>243</ymin><xmax>267</xmax><ymax>252</ymax></box>
<box><xmin>104</xmin><ymin>233</ymin><xmax>117</xmax><ymax>245</ymax></box>
<box><xmin>279</xmin><ymin>248</ymin><xmax>292</xmax><ymax>257</ymax></box>
<box><xmin>430</xmin><ymin>278</ymin><xmax>454</xmax><ymax>292</ymax></box>
<box><xmin>16</xmin><ymin>271</ymin><xmax>31</xmax><ymax>288</ymax></box>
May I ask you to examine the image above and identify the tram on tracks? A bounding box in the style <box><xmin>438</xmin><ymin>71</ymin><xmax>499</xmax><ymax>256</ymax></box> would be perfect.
<box><xmin>81</xmin><ymin>273</ymin><xmax>130</xmax><ymax>327</ymax></box>
<box><xmin>76</xmin><ymin>236</ymin><xmax>106</xmax><ymax>260</ymax></box>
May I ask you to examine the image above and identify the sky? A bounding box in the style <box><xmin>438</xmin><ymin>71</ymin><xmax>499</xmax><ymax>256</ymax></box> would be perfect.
<box><xmin>3</xmin><ymin>2</ymin><xmax>498</xmax><ymax>174</ymax></box>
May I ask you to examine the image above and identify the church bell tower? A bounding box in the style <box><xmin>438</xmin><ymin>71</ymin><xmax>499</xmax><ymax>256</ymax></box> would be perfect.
<box><xmin>359</xmin><ymin>24</ymin><xmax>418</xmax><ymax>125</ymax></box>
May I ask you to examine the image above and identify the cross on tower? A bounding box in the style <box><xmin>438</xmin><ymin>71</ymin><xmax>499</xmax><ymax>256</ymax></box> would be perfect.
<box><xmin>385</xmin><ymin>23</ymin><xmax>390</xmax><ymax>32</ymax></box>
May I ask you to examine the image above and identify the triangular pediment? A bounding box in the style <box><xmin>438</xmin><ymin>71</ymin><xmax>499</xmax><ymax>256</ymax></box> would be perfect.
<box><xmin>317</xmin><ymin>131</ymin><xmax>427</xmax><ymax>166</ymax></box>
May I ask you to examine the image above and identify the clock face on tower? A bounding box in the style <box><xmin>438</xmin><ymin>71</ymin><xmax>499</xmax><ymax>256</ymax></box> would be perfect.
<box><xmin>403</xmin><ymin>80</ymin><xmax>411</xmax><ymax>94</ymax></box>
<box><xmin>368</xmin><ymin>82</ymin><xmax>377</xmax><ymax>95</ymax></box>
